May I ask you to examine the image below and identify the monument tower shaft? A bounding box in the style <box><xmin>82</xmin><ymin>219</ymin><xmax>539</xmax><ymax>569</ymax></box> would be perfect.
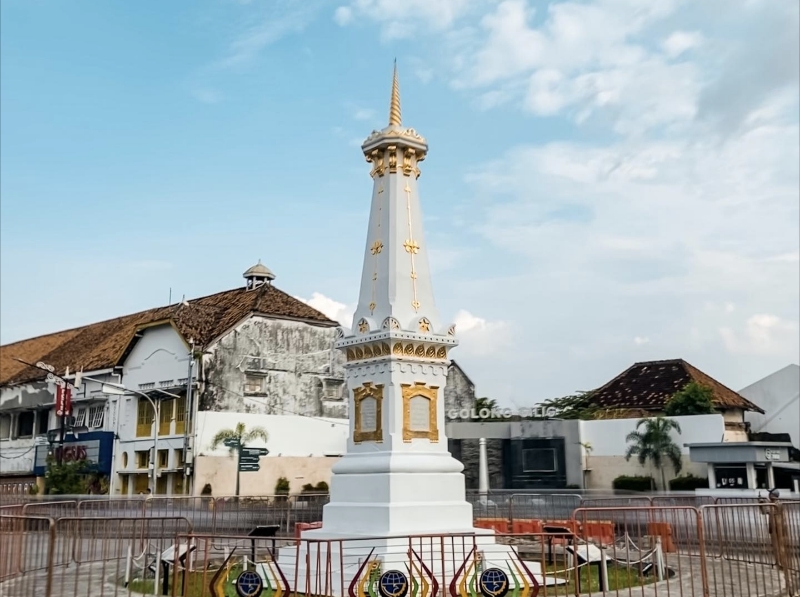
<box><xmin>352</xmin><ymin>64</ymin><xmax>440</xmax><ymax>335</ymax></box>
<box><xmin>319</xmin><ymin>64</ymin><xmax>469</xmax><ymax>536</ymax></box>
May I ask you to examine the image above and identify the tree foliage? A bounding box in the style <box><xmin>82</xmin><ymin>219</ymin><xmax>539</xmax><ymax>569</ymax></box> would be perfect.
<box><xmin>540</xmin><ymin>391</ymin><xmax>597</xmax><ymax>419</ymax></box>
<box><xmin>624</xmin><ymin>417</ymin><xmax>683</xmax><ymax>491</ymax></box>
<box><xmin>44</xmin><ymin>457</ymin><xmax>91</xmax><ymax>495</ymax></box>
<box><xmin>210</xmin><ymin>422</ymin><xmax>268</xmax><ymax>453</ymax></box>
<box><xmin>664</xmin><ymin>382</ymin><xmax>716</xmax><ymax>416</ymax></box>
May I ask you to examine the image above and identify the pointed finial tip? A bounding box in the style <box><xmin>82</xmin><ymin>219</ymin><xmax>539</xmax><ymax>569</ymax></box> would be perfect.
<box><xmin>389</xmin><ymin>60</ymin><xmax>402</xmax><ymax>126</ymax></box>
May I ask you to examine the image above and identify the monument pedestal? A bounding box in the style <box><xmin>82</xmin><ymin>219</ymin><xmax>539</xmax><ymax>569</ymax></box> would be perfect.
<box><xmin>276</xmin><ymin>528</ymin><xmax>525</xmax><ymax>597</ymax></box>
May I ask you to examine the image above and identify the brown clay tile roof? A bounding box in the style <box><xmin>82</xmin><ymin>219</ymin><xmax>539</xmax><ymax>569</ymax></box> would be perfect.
<box><xmin>0</xmin><ymin>284</ymin><xmax>337</xmax><ymax>387</ymax></box>
<box><xmin>588</xmin><ymin>358</ymin><xmax>764</xmax><ymax>414</ymax></box>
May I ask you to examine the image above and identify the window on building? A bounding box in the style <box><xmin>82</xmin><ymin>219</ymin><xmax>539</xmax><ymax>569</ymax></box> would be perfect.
<box><xmin>136</xmin><ymin>400</ymin><xmax>154</xmax><ymax>437</ymax></box>
<box><xmin>122</xmin><ymin>452</ymin><xmax>129</xmax><ymax>469</ymax></box>
<box><xmin>322</xmin><ymin>378</ymin><xmax>345</xmax><ymax>401</ymax></box>
<box><xmin>156</xmin><ymin>476</ymin><xmax>167</xmax><ymax>495</ymax></box>
<box><xmin>72</xmin><ymin>407</ymin><xmax>87</xmax><ymax>428</ymax></box>
<box><xmin>158</xmin><ymin>450</ymin><xmax>169</xmax><ymax>469</ymax></box>
<box><xmin>87</xmin><ymin>405</ymin><xmax>104</xmax><ymax>429</ymax></box>
<box><xmin>37</xmin><ymin>410</ymin><xmax>50</xmax><ymax>435</ymax></box>
<box><xmin>0</xmin><ymin>414</ymin><xmax>11</xmax><ymax>440</ymax></box>
<box><xmin>245</xmin><ymin>356</ymin><xmax>269</xmax><ymax>372</ymax></box>
<box><xmin>159</xmin><ymin>400</ymin><xmax>173</xmax><ymax>436</ymax></box>
<box><xmin>16</xmin><ymin>411</ymin><xmax>34</xmax><ymax>438</ymax></box>
<box><xmin>174</xmin><ymin>449</ymin><xmax>184</xmax><ymax>468</ymax></box>
<box><xmin>134</xmin><ymin>474</ymin><xmax>149</xmax><ymax>494</ymax></box>
<box><xmin>521</xmin><ymin>448</ymin><xmax>557</xmax><ymax>473</ymax></box>
<box><xmin>121</xmin><ymin>475</ymin><xmax>130</xmax><ymax>496</ymax></box>
<box><xmin>243</xmin><ymin>374</ymin><xmax>264</xmax><ymax>395</ymax></box>
<box><xmin>136</xmin><ymin>450</ymin><xmax>150</xmax><ymax>469</ymax></box>
<box><xmin>175</xmin><ymin>397</ymin><xmax>186</xmax><ymax>435</ymax></box>
<box><xmin>173</xmin><ymin>473</ymin><xmax>185</xmax><ymax>495</ymax></box>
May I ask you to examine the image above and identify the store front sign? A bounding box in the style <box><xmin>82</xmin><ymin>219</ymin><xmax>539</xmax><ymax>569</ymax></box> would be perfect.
<box><xmin>446</xmin><ymin>406</ymin><xmax>559</xmax><ymax>421</ymax></box>
<box><xmin>32</xmin><ymin>431</ymin><xmax>114</xmax><ymax>476</ymax></box>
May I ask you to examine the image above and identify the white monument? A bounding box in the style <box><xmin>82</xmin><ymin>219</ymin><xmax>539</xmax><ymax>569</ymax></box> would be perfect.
<box><xmin>277</xmin><ymin>65</ymin><xmax>529</xmax><ymax>595</ymax></box>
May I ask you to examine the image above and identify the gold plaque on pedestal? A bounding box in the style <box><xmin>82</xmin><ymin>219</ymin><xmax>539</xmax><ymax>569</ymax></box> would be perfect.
<box><xmin>354</xmin><ymin>382</ymin><xmax>384</xmax><ymax>444</ymax></box>
<box><xmin>401</xmin><ymin>382</ymin><xmax>439</xmax><ymax>442</ymax></box>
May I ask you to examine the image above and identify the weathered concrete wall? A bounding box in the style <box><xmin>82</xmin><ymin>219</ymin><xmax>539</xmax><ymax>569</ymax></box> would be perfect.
<box><xmin>459</xmin><ymin>438</ymin><xmax>505</xmax><ymax>490</ymax></box>
<box><xmin>0</xmin><ymin>381</ymin><xmax>54</xmax><ymax>475</ymax></box>
<box><xmin>0</xmin><ymin>380</ymin><xmax>53</xmax><ymax>411</ymax></box>
<box><xmin>199</xmin><ymin>317</ymin><xmax>347</xmax><ymax>418</ymax></box>
<box><xmin>444</xmin><ymin>363</ymin><xmax>475</xmax><ymax>413</ymax></box>
<box><xmin>198</xmin><ymin>324</ymin><xmax>477</xmax><ymax>422</ymax></box>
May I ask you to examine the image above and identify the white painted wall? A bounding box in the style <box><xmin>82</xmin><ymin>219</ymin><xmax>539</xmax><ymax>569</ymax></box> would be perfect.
<box><xmin>195</xmin><ymin>412</ymin><xmax>348</xmax><ymax>457</ymax></box>
<box><xmin>740</xmin><ymin>364</ymin><xmax>800</xmax><ymax>448</ymax></box>
<box><xmin>580</xmin><ymin>414</ymin><xmax>725</xmax><ymax>456</ymax></box>
<box><xmin>192</xmin><ymin>412</ymin><xmax>348</xmax><ymax>496</ymax></box>
<box><xmin>579</xmin><ymin>414</ymin><xmax>725</xmax><ymax>489</ymax></box>
<box><xmin>115</xmin><ymin>324</ymin><xmax>192</xmax><ymax>494</ymax></box>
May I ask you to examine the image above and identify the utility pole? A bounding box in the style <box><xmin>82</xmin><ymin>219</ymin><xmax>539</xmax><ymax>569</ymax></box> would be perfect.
<box><xmin>183</xmin><ymin>339</ymin><xmax>196</xmax><ymax>495</ymax></box>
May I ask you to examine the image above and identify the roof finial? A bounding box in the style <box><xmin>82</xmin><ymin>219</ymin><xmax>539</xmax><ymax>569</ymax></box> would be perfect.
<box><xmin>389</xmin><ymin>59</ymin><xmax>401</xmax><ymax>126</ymax></box>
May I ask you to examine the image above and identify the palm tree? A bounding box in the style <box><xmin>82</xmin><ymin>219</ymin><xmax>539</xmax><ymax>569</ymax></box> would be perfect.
<box><xmin>211</xmin><ymin>423</ymin><xmax>268</xmax><ymax>497</ymax></box>
<box><xmin>624</xmin><ymin>417</ymin><xmax>682</xmax><ymax>492</ymax></box>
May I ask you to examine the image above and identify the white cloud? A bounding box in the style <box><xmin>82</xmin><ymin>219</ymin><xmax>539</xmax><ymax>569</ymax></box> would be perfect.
<box><xmin>720</xmin><ymin>314</ymin><xmax>799</xmax><ymax>355</ymax></box>
<box><xmin>211</xmin><ymin>2</ymin><xmax>319</xmax><ymax>71</ymax></box>
<box><xmin>662</xmin><ymin>31</ymin><xmax>704</xmax><ymax>58</ymax></box>
<box><xmin>634</xmin><ymin>336</ymin><xmax>650</xmax><ymax>345</ymax></box>
<box><xmin>334</xmin><ymin>6</ymin><xmax>353</xmax><ymax>25</ymax></box>
<box><xmin>451</xmin><ymin>310</ymin><xmax>512</xmax><ymax>356</ymax></box>
<box><xmin>296</xmin><ymin>293</ymin><xmax>355</xmax><ymax>328</ymax></box>
<box><xmin>332</xmin><ymin>0</ymin><xmax>475</xmax><ymax>39</ymax></box>
<box><xmin>190</xmin><ymin>88</ymin><xmax>224</xmax><ymax>104</ymax></box>
<box><xmin>353</xmin><ymin>107</ymin><xmax>376</xmax><ymax>121</ymax></box>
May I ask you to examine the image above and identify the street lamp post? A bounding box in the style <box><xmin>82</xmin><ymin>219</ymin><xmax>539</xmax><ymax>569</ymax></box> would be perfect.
<box><xmin>84</xmin><ymin>377</ymin><xmax>180</xmax><ymax>494</ymax></box>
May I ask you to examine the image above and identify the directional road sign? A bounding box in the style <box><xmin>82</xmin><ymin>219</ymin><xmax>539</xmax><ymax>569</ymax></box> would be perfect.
<box><xmin>238</xmin><ymin>463</ymin><xmax>260</xmax><ymax>472</ymax></box>
<box><xmin>241</xmin><ymin>447</ymin><xmax>269</xmax><ymax>458</ymax></box>
<box><xmin>223</xmin><ymin>438</ymin><xmax>240</xmax><ymax>449</ymax></box>
<box><xmin>239</xmin><ymin>455</ymin><xmax>260</xmax><ymax>465</ymax></box>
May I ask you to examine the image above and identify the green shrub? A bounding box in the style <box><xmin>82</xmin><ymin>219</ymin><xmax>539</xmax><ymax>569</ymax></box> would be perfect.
<box><xmin>275</xmin><ymin>477</ymin><xmax>290</xmax><ymax>495</ymax></box>
<box><xmin>201</xmin><ymin>483</ymin><xmax>213</xmax><ymax>496</ymax></box>
<box><xmin>612</xmin><ymin>475</ymin><xmax>655</xmax><ymax>492</ymax></box>
<box><xmin>669</xmin><ymin>474</ymin><xmax>709</xmax><ymax>491</ymax></box>
<box><xmin>315</xmin><ymin>481</ymin><xmax>329</xmax><ymax>493</ymax></box>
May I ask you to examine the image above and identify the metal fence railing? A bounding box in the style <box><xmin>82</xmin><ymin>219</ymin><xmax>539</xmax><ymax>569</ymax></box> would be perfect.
<box><xmin>2</xmin><ymin>501</ymin><xmax>799</xmax><ymax>597</ymax></box>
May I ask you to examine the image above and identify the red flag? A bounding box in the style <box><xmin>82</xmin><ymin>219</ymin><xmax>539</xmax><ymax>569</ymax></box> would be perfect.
<box><xmin>55</xmin><ymin>385</ymin><xmax>65</xmax><ymax>417</ymax></box>
<box><xmin>64</xmin><ymin>386</ymin><xmax>73</xmax><ymax>417</ymax></box>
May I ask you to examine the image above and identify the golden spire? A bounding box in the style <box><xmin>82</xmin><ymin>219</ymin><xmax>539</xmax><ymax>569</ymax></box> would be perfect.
<box><xmin>388</xmin><ymin>60</ymin><xmax>402</xmax><ymax>126</ymax></box>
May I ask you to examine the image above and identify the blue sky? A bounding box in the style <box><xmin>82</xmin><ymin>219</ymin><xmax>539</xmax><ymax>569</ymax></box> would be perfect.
<box><xmin>2</xmin><ymin>0</ymin><xmax>798</xmax><ymax>405</ymax></box>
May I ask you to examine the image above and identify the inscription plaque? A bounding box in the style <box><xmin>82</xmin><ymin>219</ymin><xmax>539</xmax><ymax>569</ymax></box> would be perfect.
<box><xmin>354</xmin><ymin>382</ymin><xmax>383</xmax><ymax>443</ymax></box>
<box><xmin>409</xmin><ymin>396</ymin><xmax>430</xmax><ymax>432</ymax></box>
<box><xmin>361</xmin><ymin>396</ymin><xmax>378</xmax><ymax>432</ymax></box>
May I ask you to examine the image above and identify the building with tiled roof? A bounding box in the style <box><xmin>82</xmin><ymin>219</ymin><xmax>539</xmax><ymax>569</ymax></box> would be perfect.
<box><xmin>587</xmin><ymin>358</ymin><xmax>764</xmax><ymax>441</ymax></box>
<box><xmin>0</xmin><ymin>263</ymin><xmax>348</xmax><ymax>493</ymax></box>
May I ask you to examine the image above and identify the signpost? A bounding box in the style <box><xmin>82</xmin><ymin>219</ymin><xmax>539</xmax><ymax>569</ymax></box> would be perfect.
<box><xmin>223</xmin><ymin>438</ymin><xmax>269</xmax><ymax>496</ymax></box>
<box><xmin>14</xmin><ymin>358</ymin><xmax>79</xmax><ymax>465</ymax></box>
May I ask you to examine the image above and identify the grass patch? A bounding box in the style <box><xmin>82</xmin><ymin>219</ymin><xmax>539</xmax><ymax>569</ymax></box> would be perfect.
<box><xmin>544</xmin><ymin>559</ymin><xmax>658</xmax><ymax>594</ymax></box>
<box><xmin>128</xmin><ymin>563</ymin><xmax>246</xmax><ymax>597</ymax></box>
